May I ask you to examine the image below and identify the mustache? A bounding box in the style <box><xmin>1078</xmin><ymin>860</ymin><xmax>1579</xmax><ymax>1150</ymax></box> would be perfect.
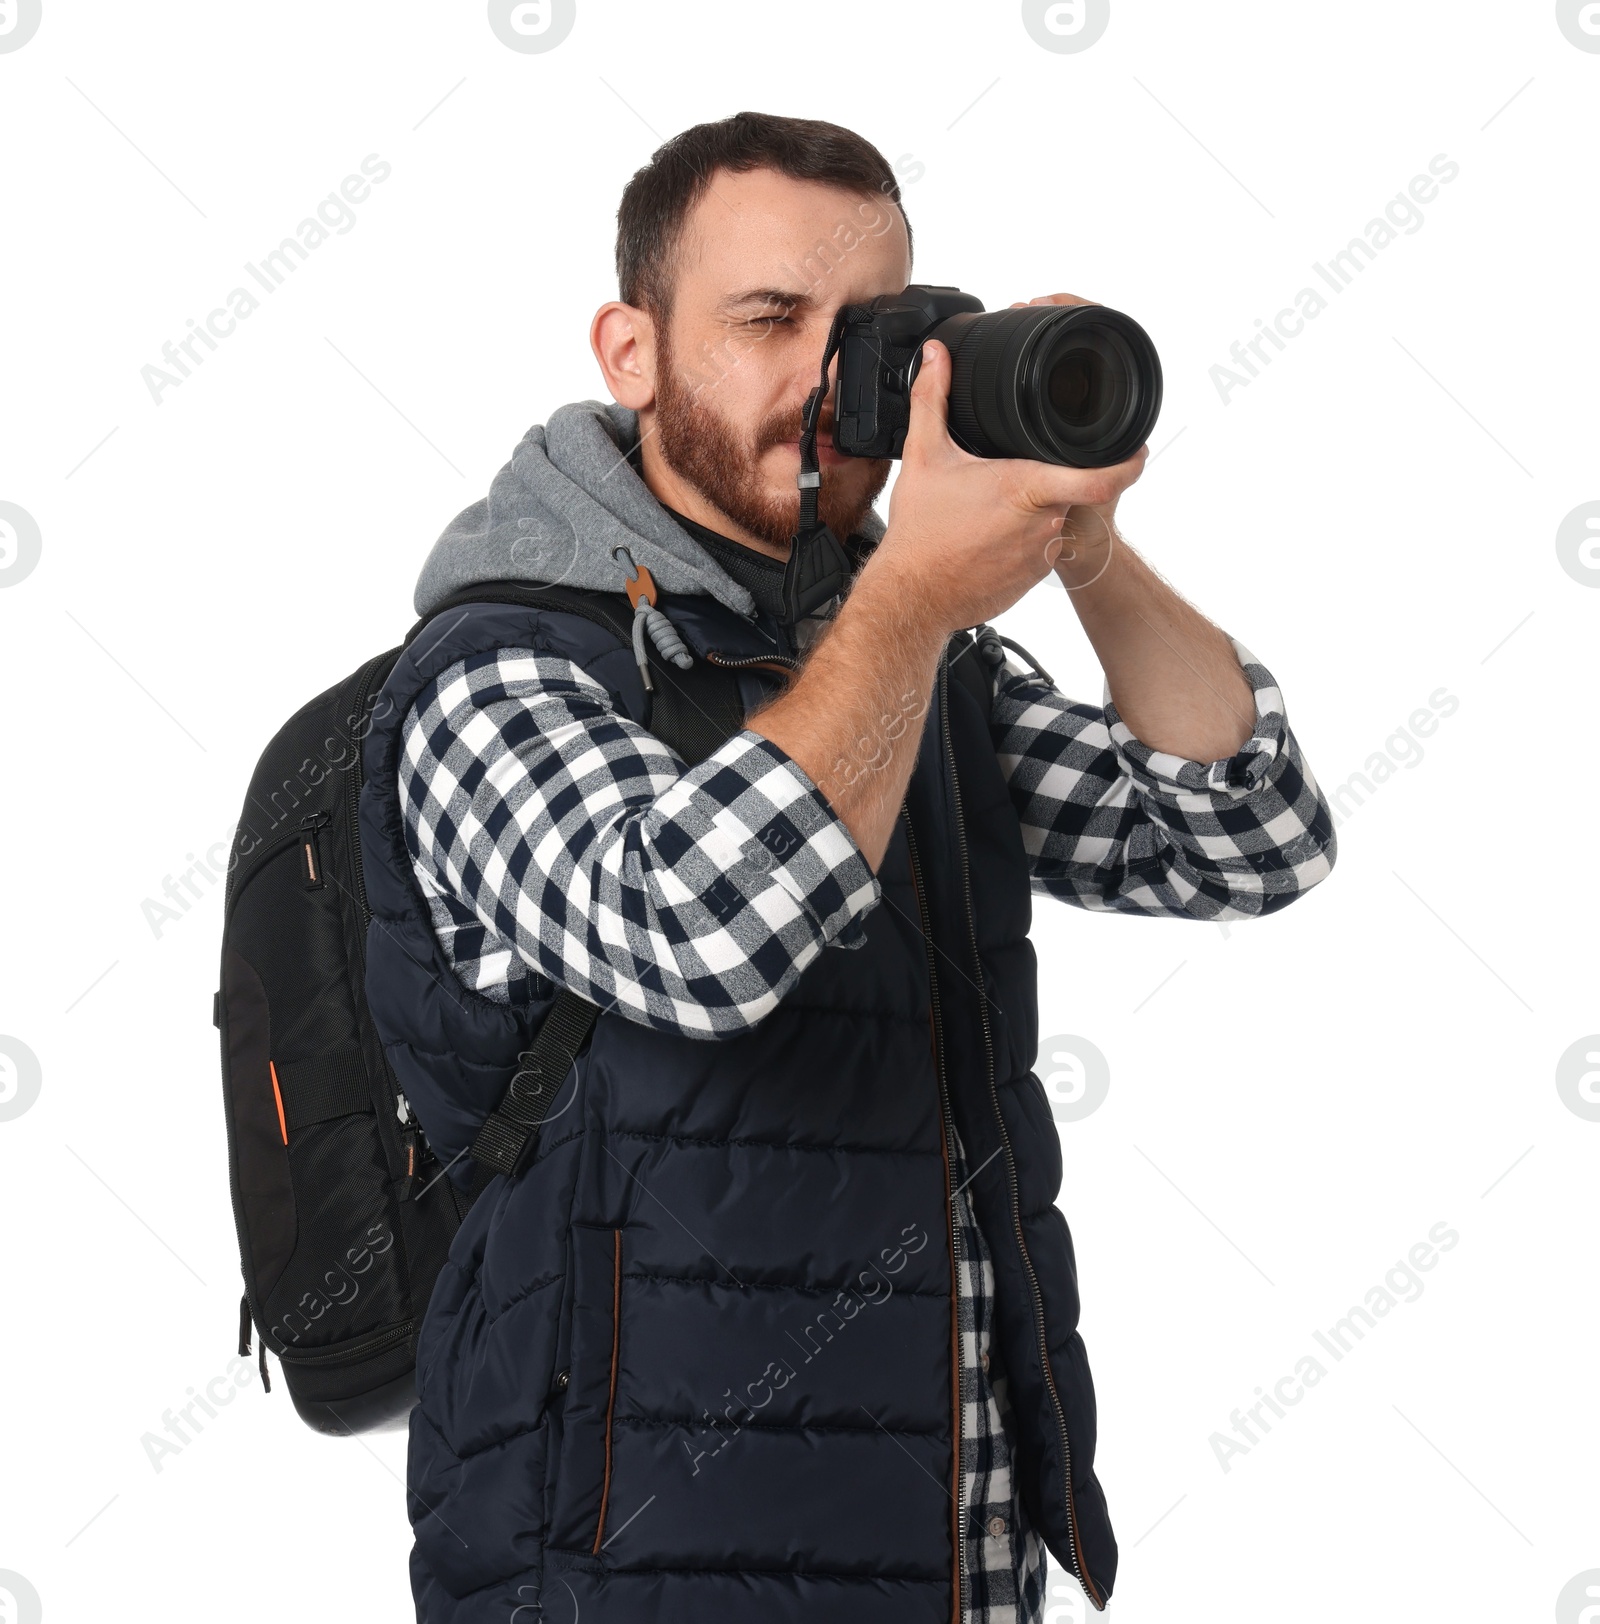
<box><xmin>759</xmin><ymin>415</ymin><xmax>837</xmax><ymax>451</ymax></box>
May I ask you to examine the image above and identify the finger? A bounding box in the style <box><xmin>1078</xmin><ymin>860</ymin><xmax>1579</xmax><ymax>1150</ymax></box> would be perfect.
<box><xmin>1010</xmin><ymin>454</ymin><xmax>1143</xmax><ymax>514</ymax></box>
<box><xmin>1109</xmin><ymin>443</ymin><xmax>1150</xmax><ymax>492</ymax></box>
<box><xmin>905</xmin><ymin>338</ymin><xmax>951</xmax><ymax>451</ymax></box>
<box><xmin>1081</xmin><ymin>444</ymin><xmax>1149</xmax><ymax>495</ymax></box>
<box><xmin>1030</xmin><ymin>293</ymin><xmax>1098</xmax><ymax>308</ymax></box>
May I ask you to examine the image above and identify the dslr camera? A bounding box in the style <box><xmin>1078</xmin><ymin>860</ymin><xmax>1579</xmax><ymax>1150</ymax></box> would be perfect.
<box><xmin>831</xmin><ymin>285</ymin><xmax>1162</xmax><ymax>468</ymax></box>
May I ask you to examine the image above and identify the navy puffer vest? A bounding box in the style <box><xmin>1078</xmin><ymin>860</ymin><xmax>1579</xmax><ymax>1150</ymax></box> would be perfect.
<box><xmin>360</xmin><ymin>587</ymin><xmax>1117</xmax><ymax>1621</ymax></box>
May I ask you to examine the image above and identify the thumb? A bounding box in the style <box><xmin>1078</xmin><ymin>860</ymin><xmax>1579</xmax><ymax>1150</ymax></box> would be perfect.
<box><xmin>904</xmin><ymin>338</ymin><xmax>951</xmax><ymax>454</ymax></box>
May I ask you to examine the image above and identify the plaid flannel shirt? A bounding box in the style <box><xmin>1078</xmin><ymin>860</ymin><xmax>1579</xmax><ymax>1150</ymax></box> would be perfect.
<box><xmin>398</xmin><ymin>628</ymin><xmax>1334</xmax><ymax>1622</ymax></box>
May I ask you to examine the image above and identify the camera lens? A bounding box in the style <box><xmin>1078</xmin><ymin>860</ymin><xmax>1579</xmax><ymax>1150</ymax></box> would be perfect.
<box><xmin>1048</xmin><ymin>347</ymin><xmax>1110</xmax><ymax>424</ymax></box>
<box><xmin>932</xmin><ymin>303</ymin><xmax>1161</xmax><ymax>467</ymax></box>
<box><xmin>1048</xmin><ymin>335</ymin><xmax>1124</xmax><ymax>429</ymax></box>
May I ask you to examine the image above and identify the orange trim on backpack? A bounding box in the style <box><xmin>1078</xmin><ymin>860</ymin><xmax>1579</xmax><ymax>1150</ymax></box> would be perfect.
<box><xmin>268</xmin><ymin>1060</ymin><xmax>288</xmax><ymax>1145</ymax></box>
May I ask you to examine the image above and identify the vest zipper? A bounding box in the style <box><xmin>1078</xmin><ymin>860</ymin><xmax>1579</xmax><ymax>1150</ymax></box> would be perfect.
<box><xmin>703</xmin><ymin>649</ymin><xmax>800</xmax><ymax>677</ymax></box>
<box><xmin>902</xmin><ymin>810</ymin><xmax>968</xmax><ymax>1624</ymax></box>
<box><xmin>711</xmin><ymin>624</ymin><xmax>966</xmax><ymax>1607</ymax></box>
<box><xmin>937</xmin><ymin>657</ymin><xmax>1105</xmax><ymax>1611</ymax></box>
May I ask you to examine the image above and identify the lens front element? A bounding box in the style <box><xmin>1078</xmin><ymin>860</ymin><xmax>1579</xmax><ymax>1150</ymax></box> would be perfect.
<box><xmin>938</xmin><ymin>302</ymin><xmax>1162</xmax><ymax>468</ymax></box>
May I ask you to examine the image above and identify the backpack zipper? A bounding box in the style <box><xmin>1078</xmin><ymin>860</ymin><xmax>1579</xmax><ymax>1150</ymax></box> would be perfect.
<box><xmin>273</xmin><ymin>1318</ymin><xmax>416</xmax><ymax>1367</ymax></box>
<box><xmin>937</xmin><ymin>656</ymin><xmax>1104</xmax><ymax>1611</ymax></box>
<box><xmin>902</xmin><ymin>806</ymin><xmax>968</xmax><ymax>1624</ymax></box>
<box><xmin>345</xmin><ymin>650</ymin><xmax>393</xmax><ymax>935</ymax></box>
<box><xmin>224</xmin><ymin>825</ymin><xmax>314</xmax><ymax>914</ymax></box>
<box><xmin>341</xmin><ymin>650</ymin><xmax>444</xmax><ymax>1231</ymax></box>
<box><xmin>300</xmin><ymin>811</ymin><xmax>329</xmax><ymax>890</ymax></box>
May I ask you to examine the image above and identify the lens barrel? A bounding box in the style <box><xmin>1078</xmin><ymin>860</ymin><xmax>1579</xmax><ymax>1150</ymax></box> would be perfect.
<box><xmin>931</xmin><ymin>303</ymin><xmax>1162</xmax><ymax>468</ymax></box>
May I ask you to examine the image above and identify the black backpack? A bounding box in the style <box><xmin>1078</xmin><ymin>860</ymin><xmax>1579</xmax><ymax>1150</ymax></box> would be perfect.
<box><xmin>216</xmin><ymin>579</ymin><xmax>997</xmax><ymax>1435</ymax></box>
<box><xmin>216</xmin><ymin>583</ymin><xmax>761</xmax><ymax>1434</ymax></box>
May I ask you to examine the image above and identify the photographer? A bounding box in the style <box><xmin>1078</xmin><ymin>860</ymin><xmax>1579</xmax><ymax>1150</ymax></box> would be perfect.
<box><xmin>367</xmin><ymin>111</ymin><xmax>1336</xmax><ymax>1623</ymax></box>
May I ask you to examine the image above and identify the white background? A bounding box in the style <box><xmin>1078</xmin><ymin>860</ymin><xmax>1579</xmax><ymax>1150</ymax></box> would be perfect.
<box><xmin>1</xmin><ymin>3</ymin><xmax>1596</xmax><ymax>1621</ymax></box>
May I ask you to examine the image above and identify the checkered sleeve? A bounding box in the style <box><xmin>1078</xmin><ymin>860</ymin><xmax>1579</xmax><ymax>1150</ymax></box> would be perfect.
<box><xmin>398</xmin><ymin>648</ymin><xmax>883</xmax><ymax>1039</ymax></box>
<box><xmin>992</xmin><ymin>637</ymin><xmax>1335</xmax><ymax>919</ymax></box>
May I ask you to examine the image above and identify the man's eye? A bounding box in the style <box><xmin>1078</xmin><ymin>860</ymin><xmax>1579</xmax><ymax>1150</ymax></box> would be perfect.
<box><xmin>751</xmin><ymin>315</ymin><xmax>792</xmax><ymax>329</ymax></box>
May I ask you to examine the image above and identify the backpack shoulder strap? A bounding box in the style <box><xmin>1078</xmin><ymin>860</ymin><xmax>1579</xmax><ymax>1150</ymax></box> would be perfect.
<box><xmin>947</xmin><ymin>625</ymin><xmax>997</xmax><ymax>717</ymax></box>
<box><xmin>417</xmin><ymin>581</ymin><xmax>749</xmax><ymax>1191</ymax></box>
<box><xmin>403</xmin><ymin>579</ymin><xmax>638</xmax><ymax>657</ymax></box>
<box><xmin>948</xmin><ymin>622</ymin><xmax>1058</xmax><ymax>717</ymax></box>
<box><xmin>403</xmin><ymin>580</ymin><xmax>745</xmax><ymax>767</ymax></box>
<box><xmin>469</xmin><ymin>991</ymin><xmax>599</xmax><ymax>1185</ymax></box>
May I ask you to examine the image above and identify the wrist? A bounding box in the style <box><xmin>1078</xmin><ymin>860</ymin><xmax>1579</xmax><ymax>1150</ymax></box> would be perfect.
<box><xmin>1053</xmin><ymin>509</ymin><xmax>1124</xmax><ymax>594</ymax></box>
<box><xmin>849</xmin><ymin>542</ymin><xmax>955</xmax><ymax>649</ymax></box>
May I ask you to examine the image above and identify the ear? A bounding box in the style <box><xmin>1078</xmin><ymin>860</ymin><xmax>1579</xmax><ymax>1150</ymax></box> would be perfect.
<box><xmin>591</xmin><ymin>301</ymin><xmax>656</xmax><ymax>411</ymax></box>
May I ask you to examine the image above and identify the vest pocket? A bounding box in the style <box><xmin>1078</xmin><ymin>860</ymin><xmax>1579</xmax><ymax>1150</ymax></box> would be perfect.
<box><xmin>549</xmin><ymin>1224</ymin><xmax>624</xmax><ymax>1555</ymax></box>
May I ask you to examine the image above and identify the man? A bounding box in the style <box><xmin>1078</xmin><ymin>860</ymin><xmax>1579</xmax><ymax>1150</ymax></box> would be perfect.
<box><xmin>359</xmin><ymin>112</ymin><xmax>1335</xmax><ymax>1623</ymax></box>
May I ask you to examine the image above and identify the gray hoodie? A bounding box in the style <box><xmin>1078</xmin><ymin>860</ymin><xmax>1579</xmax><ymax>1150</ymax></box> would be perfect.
<box><xmin>413</xmin><ymin>399</ymin><xmax>887</xmax><ymax>623</ymax></box>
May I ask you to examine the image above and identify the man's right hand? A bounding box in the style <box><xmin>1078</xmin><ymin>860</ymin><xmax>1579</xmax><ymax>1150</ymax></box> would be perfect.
<box><xmin>748</xmin><ymin>337</ymin><xmax>1148</xmax><ymax>872</ymax></box>
<box><xmin>864</xmin><ymin>336</ymin><xmax>1148</xmax><ymax>633</ymax></box>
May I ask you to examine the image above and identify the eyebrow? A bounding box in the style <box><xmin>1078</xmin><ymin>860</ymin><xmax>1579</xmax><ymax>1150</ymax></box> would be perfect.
<box><xmin>717</xmin><ymin>287</ymin><xmax>819</xmax><ymax>313</ymax></box>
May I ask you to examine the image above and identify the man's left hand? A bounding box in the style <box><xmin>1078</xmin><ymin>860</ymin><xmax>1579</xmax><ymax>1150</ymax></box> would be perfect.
<box><xmin>1008</xmin><ymin>293</ymin><xmax>1147</xmax><ymax>588</ymax></box>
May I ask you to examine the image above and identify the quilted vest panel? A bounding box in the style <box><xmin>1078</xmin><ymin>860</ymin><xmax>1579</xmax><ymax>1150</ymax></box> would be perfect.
<box><xmin>359</xmin><ymin>589</ymin><xmax>1117</xmax><ymax>1621</ymax></box>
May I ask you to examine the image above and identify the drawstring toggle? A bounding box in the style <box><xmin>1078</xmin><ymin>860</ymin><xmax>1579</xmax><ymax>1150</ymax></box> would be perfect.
<box><xmin>613</xmin><ymin>546</ymin><xmax>693</xmax><ymax>692</ymax></box>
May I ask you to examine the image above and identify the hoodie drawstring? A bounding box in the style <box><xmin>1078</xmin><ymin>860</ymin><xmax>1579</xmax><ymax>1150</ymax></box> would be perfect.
<box><xmin>613</xmin><ymin>546</ymin><xmax>693</xmax><ymax>692</ymax></box>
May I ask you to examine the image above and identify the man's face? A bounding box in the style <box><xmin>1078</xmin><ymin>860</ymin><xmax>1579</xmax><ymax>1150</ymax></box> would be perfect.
<box><xmin>642</xmin><ymin>166</ymin><xmax>912</xmax><ymax>554</ymax></box>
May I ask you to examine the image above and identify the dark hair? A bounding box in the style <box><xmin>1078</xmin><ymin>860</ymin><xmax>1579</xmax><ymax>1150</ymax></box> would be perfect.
<box><xmin>615</xmin><ymin>111</ymin><xmax>912</xmax><ymax>323</ymax></box>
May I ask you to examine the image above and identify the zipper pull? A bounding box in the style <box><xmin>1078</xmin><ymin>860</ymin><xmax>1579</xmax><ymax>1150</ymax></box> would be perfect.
<box><xmin>399</xmin><ymin>1128</ymin><xmax>420</xmax><ymax>1201</ymax></box>
<box><xmin>241</xmin><ymin>1293</ymin><xmax>271</xmax><ymax>1392</ymax></box>
<box><xmin>299</xmin><ymin>810</ymin><xmax>329</xmax><ymax>891</ymax></box>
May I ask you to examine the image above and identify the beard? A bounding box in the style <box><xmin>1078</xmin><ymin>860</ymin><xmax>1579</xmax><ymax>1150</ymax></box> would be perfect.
<box><xmin>651</xmin><ymin>324</ymin><xmax>890</xmax><ymax>553</ymax></box>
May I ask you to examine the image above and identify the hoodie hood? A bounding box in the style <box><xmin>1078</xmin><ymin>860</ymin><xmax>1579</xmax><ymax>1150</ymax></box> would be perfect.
<box><xmin>414</xmin><ymin>398</ymin><xmax>887</xmax><ymax>620</ymax></box>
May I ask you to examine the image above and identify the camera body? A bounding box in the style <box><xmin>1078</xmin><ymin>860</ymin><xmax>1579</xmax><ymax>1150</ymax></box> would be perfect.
<box><xmin>832</xmin><ymin>283</ymin><xmax>1162</xmax><ymax>469</ymax></box>
<box><xmin>832</xmin><ymin>286</ymin><xmax>984</xmax><ymax>460</ymax></box>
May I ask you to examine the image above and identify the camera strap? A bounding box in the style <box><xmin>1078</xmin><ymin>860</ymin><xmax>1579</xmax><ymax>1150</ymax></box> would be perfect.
<box><xmin>780</xmin><ymin>309</ymin><xmax>854</xmax><ymax>628</ymax></box>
